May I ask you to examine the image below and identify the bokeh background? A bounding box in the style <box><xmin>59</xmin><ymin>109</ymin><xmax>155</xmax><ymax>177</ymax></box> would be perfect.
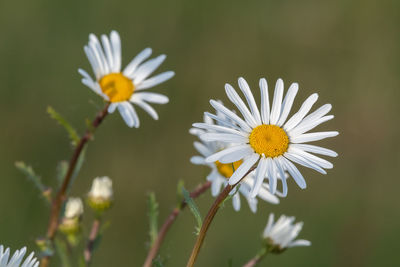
<box><xmin>1</xmin><ymin>0</ymin><xmax>399</xmax><ymax>266</ymax></box>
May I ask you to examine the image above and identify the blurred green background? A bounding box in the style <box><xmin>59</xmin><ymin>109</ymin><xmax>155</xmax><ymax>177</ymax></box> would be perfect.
<box><xmin>0</xmin><ymin>0</ymin><xmax>399</xmax><ymax>266</ymax></box>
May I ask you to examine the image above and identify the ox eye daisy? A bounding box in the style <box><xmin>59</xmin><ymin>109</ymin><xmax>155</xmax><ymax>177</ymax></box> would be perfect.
<box><xmin>79</xmin><ymin>30</ymin><xmax>174</xmax><ymax>128</ymax></box>
<box><xmin>0</xmin><ymin>245</ymin><xmax>39</xmax><ymax>267</ymax></box>
<box><xmin>190</xmin><ymin>113</ymin><xmax>285</xmax><ymax>213</ymax></box>
<box><xmin>193</xmin><ymin>77</ymin><xmax>338</xmax><ymax>197</ymax></box>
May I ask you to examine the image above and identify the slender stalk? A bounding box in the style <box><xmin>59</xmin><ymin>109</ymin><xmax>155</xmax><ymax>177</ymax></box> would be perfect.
<box><xmin>41</xmin><ymin>103</ymin><xmax>110</xmax><ymax>267</ymax></box>
<box><xmin>84</xmin><ymin>219</ymin><xmax>101</xmax><ymax>265</ymax></box>
<box><xmin>186</xmin><ymin>165</ymin><xmax>257</xmax><ymax>267</ymax></box>
<box><xmin>242</xmin><ymin>247</ymin><xmax>268</xmax><ymax>267</ymax></box>
<box><xmin>143</xmin><ymin>181</ymin><xmax>211</xmax><ymax>267</ymax></box>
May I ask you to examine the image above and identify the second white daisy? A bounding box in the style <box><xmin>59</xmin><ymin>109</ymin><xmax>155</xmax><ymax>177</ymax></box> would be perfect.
<box><xmin>79</xmin><ymin>30</ymin><xmax>174</xmax><ymax>128</ymax></box>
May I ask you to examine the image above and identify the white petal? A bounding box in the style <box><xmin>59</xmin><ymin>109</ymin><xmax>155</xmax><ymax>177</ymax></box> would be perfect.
<box><xmin>288</xmin><ymin>239</ymin><xmax>311</xmax><ymax>247</ymax></box>
<box><xmin>274</xmin><ymin>157</ymin><xmax>288</xmax><ymax>197</ymax></box>
<box><xmin>284</xmin><ymin>152</ymin><xmax>327</xmax><ymax>174</ymax></box>
<box><xmin>89</xmin><ymin>34</ymin><xmax>109</xmax><ymax>73</ymax></box>
<box><xmin>131</xmin><ymin>98</ymin><xmax>159</xmax><ymax>120</ymax></box>
<box><xmin>289</xmin><ymin>147</ymin><xmax>333</xmax><ymax>169</ymax></box>
<box><xmin>210</xmin><ymin>100</ymin><xmax>252</xmax><ymax>132</ymax></box>
<box><xmin>219</xmin><ymin>146</ymin><xmax>253</xmax><ymax>163</ymax></box>
<box><xmin>289</xmin><ymin>115</ymin><xmax>334</xmax><ymax>136</ymax></box>
<box><xmin>84</xmin><ymin>45</ymin><xmax>101</xmax><ymax>79</ymax></box>
<box><xmin>136</xmin><ymin>71</ymin><xmax>175</xmax><ymax>90</ymax></box>
<box><xmin>108</xmin><ymin>103</ymin><xmax>118</xmax><ymax>113</ymax></box>
<box><xmin>123</xmin><ymin>47</ymin><xmax>152</xmax><ymax>77</ymax></box>
<box><xmin>232</xmin><ymin>193</ymin><xmax>241</xmax><ymax>211</ymax></box>
<box><xmin>118</xmin><ymin>103</ymin><xmax>135</xmax><ymax>128</ymax></box>
<box><xmin>300</xmin><ymin>104</ymin><xmax>332</xmax><ymax>126</ymax></box>
<box><xmin>229</xmin><ymin>153</ymin><xmax>260</xmax><ymax>185</ymax></box>
<box><xmin>291</xmin><ymin>131</ymin><xmax>339</xmax><ymax>143</ymax></box>
<box><xmin>200</xmin><ymin>132</ymin><xmax>248</xmax><ymax>143</ymax></box>
<box><xmin>280</xmin><ymin>157</ymin><xmax>307</xmax><ymax>189</ymax></box>
<box><xmin>110</xmin><ymin>30</ymin><xmax>121</xmax><ymax>72</ymax></box>
<box><xmin>290</xmin><ymin>144</ymin><xmax>338</xmax><ymax>157</ymax></box>
<box><xmin>263</xmin><ymin>213</ymin><xmax>275</xmax><ymax>236</ymax></box>
<box><xmin>101</xmin><ymin>34</ymin><xmax>115</xmax><ymax>71</ymax></box>
<box><xmin>133</xmin><ymin>55</ymin><xmax>166</xmax><ymax>84</ymax></box>
<box><xmin>277</xmin><ymin>82</ymin><xmax>298</xmax><ymax>126</ymax></box>
<box><xmin>250</xmin><ymin>157</ymin><xmax>268</xmax><ymax>198</ymax></box>
<box><xmin>193</xmin><ymin>123</ymin><xmax>248</xmax><ymax>137</ymax></box>
<box><xmin>204</xmin><ymin>112</ymin><xmax>242</xmax><ymax>131</ymax></box>
<box><xmin>259</xmin><ymin>78</ymin><xmax>270</xmax><ymax>124</ymax></box>
<box><xmin>284</xmin><ymin>93</ymin><xmax>319</xmax><ymax>131</ymax></box>
<box><xmin>238</xmin><ymin>77</ymin><xmax>262</xmax><ymax>124</ymax></box>
<box><xmin>205</xmin><ymin>145</ymin><xmax>251</xmax><ymax>163</ymax></box>
<box><xmin>270</xmin><ymin>78</ymin><xmax>284</xmax><ymax>125</ymax></box>
<box><xmin>132</xmin><ymin>92</ymin><xmax>169</xmax><ymax>104</ymax></box>
<box><xmin>193</xmin><ymin>141</ymin><xmax>213</xmax><ymax>157</ymax></box>
<box><xmin>225</xmin><ymin>83</ymin><xmax>258</xmax><ymax>128</ymax></box>
<box><xmin>190</xmin><ymin>156</ymin><xmax>206</xmax><ymax>165</ymax></box>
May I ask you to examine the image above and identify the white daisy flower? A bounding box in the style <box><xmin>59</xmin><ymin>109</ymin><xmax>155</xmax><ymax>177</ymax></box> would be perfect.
<box><xmin>79</xmin><ymin>30</ymin><xmax>174</xmax><ymax>128</ymax></box>
<box><xmin>263</xmin><ymin>213</ymin><xmax>311</xmax><ymax>252</ymax></box>
<box><xmin>193</xmin><ymin>77</ymin><xmax>338</xmax><ymax>197</ymax></box>
<box><xmin>0</xmin><ymin>245</ymin><xmax>39</xmax><ymax>267</ymax></box>
<box><xmin>64</xmin><ymin>197</ymin><xmax>84</xmax><ymax>219</ymax></box>
<box><xmin>190</xmin><ymin>114</ymin><xmax>285</xmax><ymax>212</ymax></box>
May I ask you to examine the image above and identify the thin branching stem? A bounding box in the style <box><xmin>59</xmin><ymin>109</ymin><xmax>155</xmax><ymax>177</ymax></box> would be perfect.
<box><xmin>143</xmin><ymin>181</ymin><xmax>211</xmax><ymax>267</ymax></box>
<box><xmin>186</xmin><ymin>165</ymin><xmax>257</xmax><ymax>267</ymax></box>
<box><xmin>41</xmin><ymin>103</ymin><xmax>110</xmax><ymax>267</ymax></box>
<box><xmin>242</xmin><ymin>247</ymin><xmax>269</xmax><ymax>267</ymax></box>
<box><xmin>84</xmin><ymin>218</ymin><xmax>101</xmax><ymax>265</ymax></box>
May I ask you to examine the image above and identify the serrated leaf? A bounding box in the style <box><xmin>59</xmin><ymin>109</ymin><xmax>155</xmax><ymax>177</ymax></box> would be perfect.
<box><xmin>54</xmin><ymin>238</ymin><xmax>71</xmax><ymax>267</ymax></box>
<box><xmin>15</xmin><ymin>161</ymin><xmax>48</xmax><ymax>196</ymax></box>
<box><xmin>147</xmin><ymin>192</ymin><xmax>159</xmax><ymax>247</ymax></box>
<box><xmin>153</xmin><ymin>256</ymin><xmax>164</xmax><ymax>267</ymax></box>
<box><xmin>182</xmin><ymin>187</ymin><xmax>202</xmax><ymax>235</ymax></box>
<box><xmin>47</xmin><ymin>106</ymin><xmax>80</xmax><ymax>146</ymax></box>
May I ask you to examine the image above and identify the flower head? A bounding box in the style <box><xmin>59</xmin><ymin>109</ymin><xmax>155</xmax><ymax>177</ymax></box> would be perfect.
<box><xmin>191</xmin><ymin>112</ymin><xmax>285</xmax><ymax>212</ymax></box>
<box><xmin>88</xmin><ymin>176</ymin><xmax>113</xmax><ymax>212</ymax></box>
<box><xmin>193</xmin><ymin>77</ymin><xmax>338</xmax><ymax>197</ymax></box>
<box><xmin>79</xmin><ymin>30</ymin><xmax>174</xmax><ymax>128</ymax></box>
<box><xmin>0</xmin><ymin>245</ymin><xmax>39</xmax><ymax>267</ymax></box>
<box><xmin>263</xmin><ymin>213</ymin><xmax>311</xmax><ymax>253</ymax></box>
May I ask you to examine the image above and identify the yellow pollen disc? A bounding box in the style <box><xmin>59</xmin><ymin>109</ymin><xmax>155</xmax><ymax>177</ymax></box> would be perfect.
<box><xmin>249</xmin><ymin>125</ymin><xmax>289</xmax><ymax>157</ymax></box>
<box><xmin>99</xmin><ymin>73</ymin><xmax>134</xmax><ymax>103</ymax></box>
<box><xmin>215</xmin><ymin>160</ymin><xmax>243</xmax><ymax>178</ymax></box>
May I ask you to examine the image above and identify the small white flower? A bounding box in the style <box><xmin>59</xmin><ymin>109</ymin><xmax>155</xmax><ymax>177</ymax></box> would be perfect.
<box><xmin>64</xmin><ymin>197</ymin><xmax>84</xmax><ymax>219</ymax></box>
<box><xmin>79</xmin><ymin>30</ymin><xmax>174</xmax><ymax>128</ymax></box>
<box><xmin>89</xmin><ymin>176</ymin><xmax>113</xmax><ymax>200</ymax></box>
<box><xmin>190</xmin><ymin>113</ymin><xmax>285</xmax><ymax>213</ymax></box>
<box><xmin>193</xmin><ymin>77</ymin><xmax>338</xmax><ymax>197</ymax></box>
<box><xmin>0</xmin><ymin>245</ymin><xmax>39</xmax><ymax>267</ymax></box>
<box><xmin>263</xmin><ymin>213</ymin><xmax>311</xmax><ymax>252</ymax></box>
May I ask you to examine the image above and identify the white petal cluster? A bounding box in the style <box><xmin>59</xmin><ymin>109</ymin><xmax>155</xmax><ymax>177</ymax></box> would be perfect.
<box><xmin>263</xmin><ymin>213</ymin><xmax>311</xmax><ymax>250</ymax></box>
<box><xmin>190</xmin><ymin>112</ymin><xmax>284</xmax><ymax>213</ymax></box>
<box><xmin>0</xmin><ymin>245</ymin><xmax>39</xmax><ymax>267</ymax></box>
<box><xmin>88</xmin><ymin>176</ymin><xmax>113</xmax><ymax>200</ymax></box>
<box><xmin>79</xmin><ymin>30</ymin><xmax>174</xmax><ymax>128</ymax></box>
<box><xmin>193</xmin><ymin>77</ymin><xmax>338</xmax><ymax>197</ymax></box>
<box><xmin>64</xmin><ymin>197</ymin><xmax>84</xmax><ymax>219</ymax></box>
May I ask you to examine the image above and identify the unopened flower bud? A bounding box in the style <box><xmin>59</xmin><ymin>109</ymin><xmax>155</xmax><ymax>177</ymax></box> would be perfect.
<box><xmin>59</xmin><ymin>197</ymin><xmax>83</xmax><ymax>235</ymax></box>
<box><xmin>88</xmin><ymin>176</ymin><xmax>113</xmax><ymax>213</ymax></box>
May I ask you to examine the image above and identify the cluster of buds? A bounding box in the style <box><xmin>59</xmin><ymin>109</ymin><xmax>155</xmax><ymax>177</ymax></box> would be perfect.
<box><xmin>87</xmin><ymin>176</ymin><xmax>113</xmax><ymax>214</ymax></box>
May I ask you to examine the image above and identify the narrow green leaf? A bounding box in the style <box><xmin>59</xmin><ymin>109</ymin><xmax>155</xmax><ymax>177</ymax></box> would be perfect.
<box><xmin>220</xmin><ymin>184</ymin><xmax>241</xmax><ymax>208</ymax></box>
<box><xmin>182</xmin><ymin>187</ymin><xmax>202</xmax><ymax>234</ymax></box>
<box><xmin>47</xmin><ymin>106</ymin><xmax>80</xmax><ymax>146</ymax></box>
<box><xmin>15</xmin><ymin>161</ymin><xmax>47</xmax><ymax>193</ymax></box>
<box><xmin>54</xmin><ymin>238</ymin><xmax>71</xmax><ymax>267</ymax></box>
<box><xmin>56</xmin><ymin>160</ymin><xmax>69</xmax><ymax>186</ymax></box>
<box><xmin>147</xmin><ymin>192</ymin><xmax>159</xmax><ymax>246</ymax></box>
<box><xmin>176</xmin><ymin>179</ymin><xmax>185</xmax><ymax>207</ymax></box>
<box><xmin>153</xmin><ymin>257</ymin><xmax>164</xmax><ymax>267</ymax></box>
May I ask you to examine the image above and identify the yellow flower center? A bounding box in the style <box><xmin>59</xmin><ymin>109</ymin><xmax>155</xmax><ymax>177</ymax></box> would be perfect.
<box><xmin>99</xmin><ymin>73</ymin><xmax>134</xmax><ymax>103</ymax></box>
<box><xmin>215</xmin><ymin>160</ymin><xmax>243</xmax><ymax>178</ymax></box>
<box><xmin>249</xmin><ymin>125</ymin><xmax>289</xmax><ymax>157</ymax></box>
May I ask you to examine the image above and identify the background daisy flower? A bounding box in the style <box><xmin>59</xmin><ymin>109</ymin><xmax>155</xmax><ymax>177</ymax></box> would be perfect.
<box><xmin>190</xmin><ymin>114</ymin><xmax>285</xmax><ymax>212</ymax></box>
<box><xmin>263</xmin><ymin>213</ymin><xmax>311</xmax><ymax>252</ymax></box>
<box><xmin>79</xmin><ymin>30</ymin><xmax>174</xmax><ymax>128</ymax></box>
<box><xmin>0</xmin><ymin>245</ymin><xmax>39</xmax><ymax>267</ymax></box>
<box><xmin>193</xmin><ymin>77</ymin><xmax>338</xmax><ymax>197</ymax></box>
